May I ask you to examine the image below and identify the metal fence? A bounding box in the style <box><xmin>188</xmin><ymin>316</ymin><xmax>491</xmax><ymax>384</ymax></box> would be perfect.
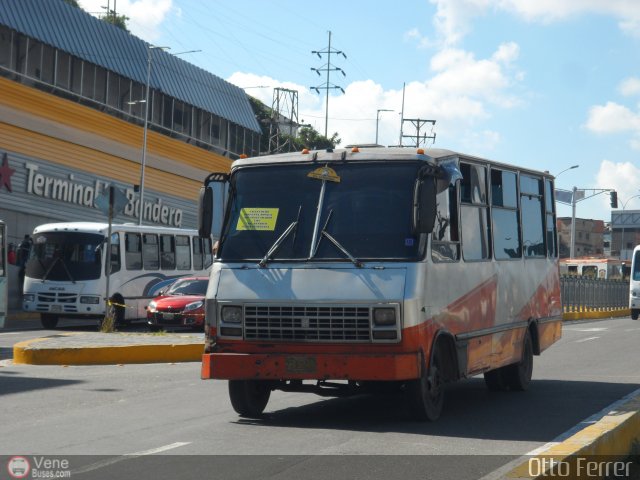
<box><xmin>561</xmin><ymin>276</ymin><xmax>629</xmax><ymax>312</ymax></box>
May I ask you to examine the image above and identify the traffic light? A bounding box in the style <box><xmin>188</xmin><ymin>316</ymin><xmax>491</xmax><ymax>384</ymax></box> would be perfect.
<box><xmin>610</xmin><ymin>191</ymin><xmax>618</xmax><ymax>208</ymax></box>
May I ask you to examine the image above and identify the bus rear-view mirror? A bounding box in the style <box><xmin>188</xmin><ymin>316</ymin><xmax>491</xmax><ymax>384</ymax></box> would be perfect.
<box><xmin>413</xmin><ymin>177</ymin><xmax>437</xmax><ymax>234</ymax></box>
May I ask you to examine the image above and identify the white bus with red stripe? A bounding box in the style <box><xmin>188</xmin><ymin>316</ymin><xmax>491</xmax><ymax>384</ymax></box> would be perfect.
<box><xmin>198</xmin><ymin>147</ymin><xmax>562</xmax><ymax>421</ymax></box>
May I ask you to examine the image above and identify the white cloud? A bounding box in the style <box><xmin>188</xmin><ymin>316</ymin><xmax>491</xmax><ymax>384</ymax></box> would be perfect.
<box><xmin>228</xmin><ymin>43</ymin><xmax>523</xmax><ymax>149</ymax></box>
<box><xmin>404</xmin><ymin>28</ymin><xmax>435</xmax><ymax>49</ymax></box>
<box><xmin>596</xmin><ymin>160</ymin><xmax>640</xmax><ymax>210</ymax></box>
<box><xmin>429</xmin><ymin>0</ymin><xmax>640</xmax><ymax>45</ymax></box>
<box><xmin>619</xmin><ymin>77</ymin><xmax>640</xmax><ymax>97</ymax></box>
<box><xmin>586</xmin><ymin>102</ymin><xmax>640</xmax><ymax>139</ymax></box>
<box><xmin>79</xmin><ymin>0</ymin><xmax>173</xmax><ymax>41</ymax></box>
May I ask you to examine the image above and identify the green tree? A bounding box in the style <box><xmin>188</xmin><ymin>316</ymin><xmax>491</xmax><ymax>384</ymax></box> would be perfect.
<box><xmin>102</xmin><ymin>10</ymin><xmax>129</xmax><ymax>31</ymax></box>
<box><xmin>62</xmin><ymin>0</ymin><xmax>80</xmax><ymax>6</ymax></box>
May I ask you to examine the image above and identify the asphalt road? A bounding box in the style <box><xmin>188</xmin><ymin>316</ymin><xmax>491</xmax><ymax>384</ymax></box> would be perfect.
<box><xmin>1</xmin><ymin>316</ymin><xmax>639</xmax><ymax>480</ymax></box>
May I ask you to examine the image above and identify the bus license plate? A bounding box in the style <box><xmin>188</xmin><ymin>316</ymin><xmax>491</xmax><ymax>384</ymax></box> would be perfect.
<box><xmin>50</xmin><ymin>305</ymin><xmax>62</xmax><ymax>313</ymax></box>
<box><xmin>161</xmin><ymin>313</ymin><xmax>175</xmax><ymax>320</ymax></box>
<box><xmin>285</xmin><ymin>356</ymin><xmax>316</xmax><ymax>374</ymax></box>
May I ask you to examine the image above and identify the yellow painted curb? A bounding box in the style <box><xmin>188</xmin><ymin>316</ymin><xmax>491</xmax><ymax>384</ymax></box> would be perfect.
<box><xmin>563</xmin><ymin>309</ymin><xmax>630</xmax><ymax>321</ymax></box>
<box><xmin>13</xmin><ymin>339</ymin><xmax>203</xmax><ymax>365</ymax></box>
<box><xmin>505</xmin><ymin>390</ymin><xmax>640</xmax><ymax>479</ymax></box>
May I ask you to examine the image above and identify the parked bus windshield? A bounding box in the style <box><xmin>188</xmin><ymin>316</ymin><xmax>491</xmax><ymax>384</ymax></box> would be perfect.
<box><xmin>26</xmin><ymin>232</ymin><xmax>104</xmax><ymax>282</ymax></box>
<box><xmin>219</xmin><ymin>162</ymin><xmax>425</xmax><ymax>262</ymax></box>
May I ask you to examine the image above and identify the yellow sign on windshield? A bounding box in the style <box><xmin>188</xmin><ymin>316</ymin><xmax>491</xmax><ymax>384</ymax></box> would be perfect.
<box><xmin>237</xmin><ymin>208</ymin><xmax>279</xmax><ymax>231</ymax></box>
<box><xmin>307</xmin><ymin>166</ymin><xmax>341</xmax><ymax>183</ymax></box>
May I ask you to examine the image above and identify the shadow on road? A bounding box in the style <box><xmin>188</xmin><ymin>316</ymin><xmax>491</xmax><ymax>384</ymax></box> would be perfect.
<box><xmin>0</xmin><ymin>371</ymin><xmax>85</xmax><ymax>396</ymax></box>
<box><xmin>238</xmin><ymin>378</ymin><xmax>639</xmax><ymax>443</ymax></box>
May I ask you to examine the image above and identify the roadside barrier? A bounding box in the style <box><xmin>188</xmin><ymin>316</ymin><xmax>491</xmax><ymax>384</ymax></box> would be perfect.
<box><xmin>561</xmin><ymin>276</ymin><xmax>629</xmax><ymax>318</ymax></box>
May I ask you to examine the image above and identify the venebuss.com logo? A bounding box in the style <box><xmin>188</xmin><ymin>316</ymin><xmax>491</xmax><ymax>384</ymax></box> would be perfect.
<box><xmin>7</xmin><ymin>456</ymin><xmax>30</xmax><ymax>479</ymax></box>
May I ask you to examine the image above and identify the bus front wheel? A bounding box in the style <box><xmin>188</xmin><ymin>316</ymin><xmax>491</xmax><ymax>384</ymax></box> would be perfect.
<box><xmin>41</xmin><ymin>314</ymin><xmax>59</xmax><ymax>329</ymax></box>
<box><xmin>632</xmin><ymin>310</ymin><xmax>639</xmax><ymax>320</ymax></box>
<box><xmin>408</xmin><ymin>344</ymin><xmax>445</xmax><ymax>421</ymax></box>
<box><xmin>228</xmin><ymin>380</ymin><xmax>271</xmax><ymax>418</ymax></box>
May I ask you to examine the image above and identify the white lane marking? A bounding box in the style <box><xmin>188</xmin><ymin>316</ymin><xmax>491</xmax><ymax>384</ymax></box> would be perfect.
<box><xmin>563</xmin><ymin>327</ymin><xmax>607</xmax><ymax>332</ymax></box>
<box><xmin>0</xmin><ymin>331</ymin><xmax>31</xmax><ymax>336</ymax></box>
<box><xmin>575</xmin><ymin>336</ymin><xmax>600</xmax><ymax>343</ymax></box>
<box><xmin>72</xmin><ymin>442</ymin><xmax>191</xmax><ymax>475</ymax></box>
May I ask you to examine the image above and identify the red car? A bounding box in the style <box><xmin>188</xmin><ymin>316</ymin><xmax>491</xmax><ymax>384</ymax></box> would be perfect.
<box><xmin>147</xmin><ymin>277</ymin><xmax>208</xmax><ymax>331</ymax></box>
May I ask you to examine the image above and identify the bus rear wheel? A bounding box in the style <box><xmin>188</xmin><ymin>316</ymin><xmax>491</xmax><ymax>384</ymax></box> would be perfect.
<box><xmin>484</xmin><ymin>330</ymin><xmax>533</xmax><ymax>391</ymax></box>
<box><xmin>41</xmin><ymin>314</ymin><xmax>59</xmax><ymax>329</ymax></box>
<box><xmin>503</xmin><ymin>330</ymin><xmax>533</xmax><ymax>391</ymax></box>
<box><xmin>408</xmin><ymin>344</ymin><xmax>445</xmax><ymax>421</ymax></box>
<box><xmin>632</xmin><ymin>310</ymin><xmax>639</xmax><ymax>321</ymax></box>
<box><xmin>228</xmin><ymin>380</ymin><xmax>271</xmax><ymax>418</ymax></box>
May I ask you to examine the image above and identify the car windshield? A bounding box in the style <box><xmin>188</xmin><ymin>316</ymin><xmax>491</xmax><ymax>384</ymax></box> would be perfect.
<box><xmin>167</xmin><ymin>279</ymin><xmax>208</xmax><ymax>296</ymax></box>
<box><xmin>25</xmin><ymin>231</ymin><xmax>104</xmax><ymax>281</ymax></box>
<box><xmin>218</xmin><ymin>161</ymin><xmax>426</xmax><ymax>262</ymax></box>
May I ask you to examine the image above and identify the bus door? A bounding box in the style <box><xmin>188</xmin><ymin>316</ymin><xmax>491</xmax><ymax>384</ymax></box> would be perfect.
<box><xmin>0</xmin><ymin>221</ymin><xmax>7</xmax><ymax>328</ymax></box>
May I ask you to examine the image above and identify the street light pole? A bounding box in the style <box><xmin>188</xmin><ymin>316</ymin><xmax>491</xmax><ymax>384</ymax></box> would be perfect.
<box><xmin>137</xmin><ymin>46</ymin><xmax>199</xmax><ymax>225</ymax></box>
<box><xmin>570</xmin><ymin>186</ymin><xmax>577</xmax><ymax>258</ymax></box>
<box><xmin>554</xmin><ymin>164</ymin><xmax>580</xmax><ymax>258</ymax></box>
<box><xmin>138</xmin><ymin>45</ymin><xmax>153</xmax><ymax>225</ymax></box>
<box><xmin>375</xmin><ymin>109</ymin><xmax>393</xmax><ymax>145</ymax></box>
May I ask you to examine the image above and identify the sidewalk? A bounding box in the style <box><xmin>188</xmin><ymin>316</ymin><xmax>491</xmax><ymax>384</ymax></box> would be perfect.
<box><xmin>13</xmin><ymin>331</ymin><xmax>204</xmax><ymax>365</ymax></box>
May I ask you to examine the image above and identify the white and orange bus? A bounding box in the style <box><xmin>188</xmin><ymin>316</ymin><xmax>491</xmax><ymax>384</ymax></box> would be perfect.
<box><xmin>198</xmin><ymin>147</ymin><xmax>562</xmax><ymax>421</ymax></box>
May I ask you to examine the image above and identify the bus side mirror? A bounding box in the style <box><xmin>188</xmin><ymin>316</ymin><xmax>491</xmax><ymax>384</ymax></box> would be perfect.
<box><xmin>198</xmin><ymin>173</ymin><xmax>229</xmax><ymax>239</ymax></box>
<box><xmin>413</xmin><ymin>177</ymin><xmax>437</xmax><ymax>234</ymax></box>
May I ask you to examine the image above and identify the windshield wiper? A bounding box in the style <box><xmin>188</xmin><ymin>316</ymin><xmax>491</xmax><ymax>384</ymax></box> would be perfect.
<box><xmin>313</xmin><ymin>210</ymin><xmax>363</xmax><ymax>268</ymax></box>
<box><xmin>41</xmin><ymin>255</ymin><xmax>76</xmax><ymax>284</ymax></box>
<box><xmin>258</xmin><ymin>206</ymin><xmax>302</xmax><ymax>268</ymax></box>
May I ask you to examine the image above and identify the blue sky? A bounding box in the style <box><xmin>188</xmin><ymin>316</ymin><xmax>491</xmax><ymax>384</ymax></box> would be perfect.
<box><xmin>79</xmin><ymin>0</ymin><xmax>640</xmax><ymax>222</ymax></box>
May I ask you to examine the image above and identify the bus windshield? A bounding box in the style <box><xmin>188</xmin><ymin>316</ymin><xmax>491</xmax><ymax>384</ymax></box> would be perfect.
<box><xmin>26</xmin><ymin>232</ymin><xmax>104</xmax><ymax>282</ymax></box>
<box><xmin>633</xmin><ymin>250</ymin><xmax>640</xmax><ymax>281</ymax></box>
<box><xmin>219</xmin><ymin>161</ymin><xmax>426</xmax><ymax>262</ymax></box>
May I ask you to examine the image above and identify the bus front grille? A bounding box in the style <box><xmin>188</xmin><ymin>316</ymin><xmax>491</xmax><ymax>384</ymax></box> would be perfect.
<box><xmin>244</xmin><ymin>305</ymin><xmax>371</xmax><ymax>342</ymax></box>
<box><xmin>35</xmin><ymin>292</ymin><xmax>79</xmax><ymax>313</ymax></box>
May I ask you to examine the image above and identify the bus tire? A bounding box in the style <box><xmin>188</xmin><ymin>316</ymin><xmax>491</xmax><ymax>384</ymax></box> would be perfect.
<box><xmin>408</xmin><ymin>344</ymin><xmax>445</xmax><ymax>421</ymax></box>
<box><xmin>228</xmin><ymin>380</ymin><xmax>271</xmax><ymax>418</ymax></box>
<box><xmin>110</xmin><ymin>295</ymin><xmax>128</xmax><ymax>327</ymax></box>
<box><xmin>41</xmin><ymin>314</ymin><xmax>59</xmax><ymax>329</ymax></box>
<box><xmin>632</xmin><ymin>310</ymin><xmax>639</xmax><ymax>320</ymax></box>
<box><xmin>483</xmin><ymin>368</ymin><xmax>507</xmax><ymax>391</ymax></box>
<box><xmin>503</xmin><ymin>330</ymin><xmax>533</xmax><ymax>391</ymax></box>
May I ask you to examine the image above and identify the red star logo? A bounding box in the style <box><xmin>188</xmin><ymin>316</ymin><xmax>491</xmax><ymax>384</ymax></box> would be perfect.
<box><xmin>0</xmin><ymin>152</ymin><xmax>15</xmax><ymax>192</ymax></box>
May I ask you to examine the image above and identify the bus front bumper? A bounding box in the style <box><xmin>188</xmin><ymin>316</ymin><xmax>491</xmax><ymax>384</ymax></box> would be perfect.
<box><xmin>201</xmin><ymin>352</ymin><xmax>421</xmax><ymax>381</ymax></box>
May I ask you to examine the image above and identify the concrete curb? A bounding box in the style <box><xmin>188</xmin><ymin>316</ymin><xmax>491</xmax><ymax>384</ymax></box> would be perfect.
<box><xmin>503</xmin><ymin>389</ymin><xmax>640</xmax><ymax>479</ymax></box>
<box><xmin>13</xmin><ymin>335</ymin><xmax>203</xmax><ymax>365</ymax></box>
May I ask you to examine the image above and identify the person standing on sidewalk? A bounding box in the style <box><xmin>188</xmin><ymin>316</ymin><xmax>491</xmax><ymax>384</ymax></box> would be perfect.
<box><xmin>17</xmin><ymin>234</ymin><xmax>32</xmax><ymax>295</ymax></box>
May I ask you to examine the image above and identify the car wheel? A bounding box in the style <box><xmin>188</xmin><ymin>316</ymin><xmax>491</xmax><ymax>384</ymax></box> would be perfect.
<box><xmin>41</xmin><ymin>314</ymin><xmax>59</xmax><ymax>329</ymax></box>
<box><xmin>228</xmin><ymin>380</ymin><xmax>271</xmax><ymax>418</ymax></box>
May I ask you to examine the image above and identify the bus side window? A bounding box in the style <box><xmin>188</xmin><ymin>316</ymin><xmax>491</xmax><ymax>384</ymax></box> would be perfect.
<box><xmin>193</xmin><ymin>237</ymin><xmax>203</xmax><ymax>270</ymax></box>
<box><xmin>203</xmin><ymin>237</ymin><xmax>213</xmax><ymax>268</ymax></box>
<box><xmin>176</xmin><ymin>235</ymin><xmax>191</xmax><ymax>270</ymax></box>
<box><xmin>520</xmin><ymin>175</ymin><xmax>545</xmax><ymax>257</ymax></box>
<box><xmin>109</xmin><ymin>232</ymin><xmax>121</xmax><ymax>273</ymax></box>
<box><xmin>432</xmin><ymin>184</ymin><xmax>460</xmax><ymax>262</ymax></box>
<box><xmin>545</xmin><ymin>179</ymin><xmax>557</xmax><ymax>258</ymax></box>
<box><xmin>460</xmin><ymin>163</ymin><xmax>491</xmax><ymax>261</ymax></box>
<box><xmin>160</xmin><ymin>234</ymin><xmax>176</xmax><ymax>270</ymax></box>
<box><xmin>143</xmin><ymin>234</ymin><xmax>159</xmax><ymax>270</ymax></box>
<box><xmin>491</xmin><ymin>169</ymin><xmax>521</xmax><ymax>260</ymax></box>
<box><xmin>125</xmin><ymin>233</ymin><xmax>142</xmax><ymax>270</ymax></box>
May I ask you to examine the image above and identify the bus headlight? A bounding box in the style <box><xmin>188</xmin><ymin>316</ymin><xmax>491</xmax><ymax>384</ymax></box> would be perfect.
<box><xmin>80</xmin><ymin>296</ymin><xmax>100</xmax><ymax>304</ymax></box>
<box><xmin>23</xmin><ymin>294</ymin><xmax>35</xmax><ymax>302</ymax></box>
<box><xmin>147</xmin><ymin>301</ymin><xmax>157</xmax><ymax>313</ymax></box>
<box><xmin>221</xmin><ymin>305</ymin><xmax>243</xmax><ymax>323</ymax></box>
<box><xmin>373</xmin><ymin>307</ymin><xmax>396</xmax><ymax>326</ymax></box>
